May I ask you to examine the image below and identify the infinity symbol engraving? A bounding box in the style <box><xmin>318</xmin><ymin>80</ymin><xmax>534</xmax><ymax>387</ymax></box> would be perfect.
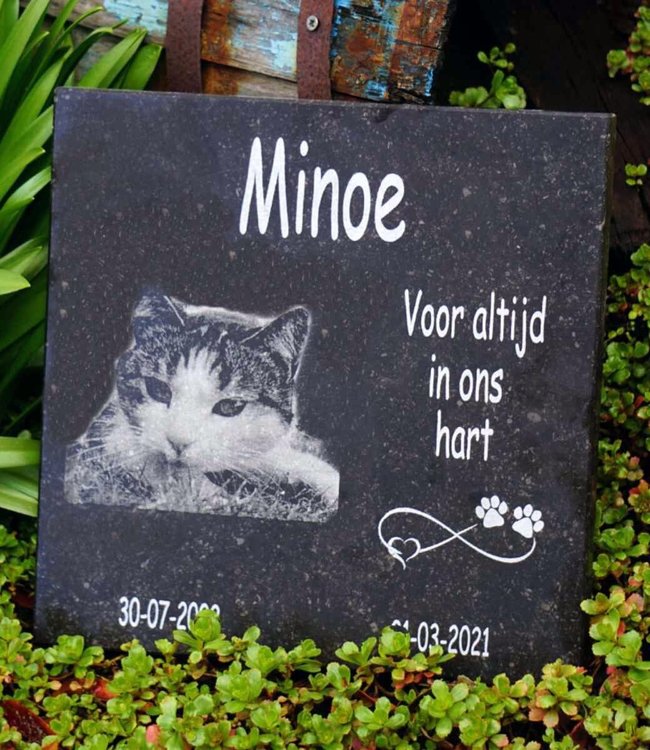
<box><xmin>378</xmin><ymin>499</ymin><xmax>543</xmax><ymax>568</ymax></box>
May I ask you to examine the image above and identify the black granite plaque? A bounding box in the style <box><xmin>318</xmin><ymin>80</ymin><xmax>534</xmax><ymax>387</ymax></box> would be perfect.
<box><xmin>36</xmin><ymin>89</ymin><xmax>614</xmax><ymax>677</ymax></box>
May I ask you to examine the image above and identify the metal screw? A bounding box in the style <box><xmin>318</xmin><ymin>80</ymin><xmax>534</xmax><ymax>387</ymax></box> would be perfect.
<box><xmin>306</xmin><ymin>15</ymin><xmax>319</xmax><ymax>31</ymax></box>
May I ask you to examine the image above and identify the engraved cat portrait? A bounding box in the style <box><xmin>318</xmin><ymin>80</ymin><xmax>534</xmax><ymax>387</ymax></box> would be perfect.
<box><xmin>65</xmin><ymin>291</ymin><xmax>339</xmax><ymax>522</ymax></box>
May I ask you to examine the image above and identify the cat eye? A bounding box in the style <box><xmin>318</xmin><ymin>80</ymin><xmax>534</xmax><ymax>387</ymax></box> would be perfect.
<box><xmin>212</xmin><ymin>398</ymin><xmax>247</xmax><ymax>417</ymax></box>
<box><xmin>144</xmin><ymin>376</ymin><xmax>172</xmax><ymax>406</ymax></box>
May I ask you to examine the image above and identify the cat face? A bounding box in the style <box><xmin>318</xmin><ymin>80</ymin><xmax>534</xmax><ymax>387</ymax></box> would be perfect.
<box><xmin>114</xmin><ymin>292</ymin><xmax>310</xmax><ymax>473</ymax></box>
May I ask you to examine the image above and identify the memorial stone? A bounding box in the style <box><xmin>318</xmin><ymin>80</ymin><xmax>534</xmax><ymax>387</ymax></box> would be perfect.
<box><xmin>36</xmin><ymin>89</ymin><xmax>614</xmax><ymax>677</ymax></box>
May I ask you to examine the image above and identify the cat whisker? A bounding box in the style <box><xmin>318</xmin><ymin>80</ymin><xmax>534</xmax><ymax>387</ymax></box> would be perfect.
<box><xmin>74</xmin><ymin>432</ymin><xmax>149</xmax><ymax>459</ymax></box>
<box><xmin>72</xmin><ymin>445</ymin><xmax>112</xmax><ymax>459</ymax></box>
<box><xmin>102</xmin><ymin>449</ymin><xmax>152</xmax><ymax>467</ymax></box>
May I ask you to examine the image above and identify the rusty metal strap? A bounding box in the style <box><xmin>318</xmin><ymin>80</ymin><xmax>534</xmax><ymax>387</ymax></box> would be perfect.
<box><xmin>166</xmin><ymin>0</ymin><xmax>204</xmax><ymax>93</ymax></box>
<box><xmin>297</xmin><ymin>0</ymin><xmax>334</xmax><ymax>99</ymax></box>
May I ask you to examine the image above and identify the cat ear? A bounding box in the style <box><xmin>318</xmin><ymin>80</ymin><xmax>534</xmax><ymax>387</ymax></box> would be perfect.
<box><xmin>132</xmin><ymin>291</ymin><xmax>186</xmax><ymax>344</ymax></box>
<box><xmin>244</xmin><ymin>307</ymin><xmax>310</xmax><ymax>379</ymax></box>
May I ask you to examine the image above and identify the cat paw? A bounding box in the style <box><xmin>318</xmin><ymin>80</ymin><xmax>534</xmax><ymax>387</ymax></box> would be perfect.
<box><xmin>475</xmin><ymin>495</ymin><xmax>508</xmax><ymax>528</ymax></box>
<box><xmin>512</xmin><ymin>504</ymin><xmax>544</xmax><ymax>539</ymax></box>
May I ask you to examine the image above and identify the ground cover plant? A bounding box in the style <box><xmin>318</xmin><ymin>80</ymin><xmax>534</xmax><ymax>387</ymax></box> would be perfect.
<box><xmin>0</xmin><ymin>0</ymin><xmax>648</xmax><ymax>748</ymax></box>
<box><xmin>607</xmin><ymin>2</ymin><xmax>650</xmax><ymax>105</ymax></box>
<box><xmin>448</xmin><ymin>44</ymin><xmax>526</xmax><ymax>110</ymax></box>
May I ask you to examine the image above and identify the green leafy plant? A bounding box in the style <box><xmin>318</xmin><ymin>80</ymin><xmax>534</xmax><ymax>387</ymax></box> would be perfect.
<box><xmin>607</xmin><ymin>4</ymin><xmax>650</xmax><ymax>105</ymax></box>
<box><xmin>600</xmin><ymin>244</ymin><xmax>650</xmax><ymax>459</ymax></box>
<box><xmin>449</xmin><ymin>43</ymin><xmax>527</xmax><ymax>110</ymax></box>
<box><xmin>625</xmin><ymin>162</ymin><xmax>648</xmax><ymax>187</ymax></box>
<box><xmin>0</xmin><ymin>0</ymin><xmax>161</xmax><ymax>517</ymax></box>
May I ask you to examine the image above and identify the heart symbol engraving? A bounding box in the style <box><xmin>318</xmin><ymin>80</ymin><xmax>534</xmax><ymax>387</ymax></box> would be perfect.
<box><xmin>387</xmin><ymin>536</ymin><xmax>422</xmax><ymax>568</ymax></box>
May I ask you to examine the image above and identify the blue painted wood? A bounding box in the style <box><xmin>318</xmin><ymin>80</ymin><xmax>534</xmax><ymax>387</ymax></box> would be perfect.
<box><xmin>330</xmin><ymin>0</ymin><xmax>402</xmax><ymax>101</ymax></box>
<box><xmin>104</xmin><ymin>0</ymin><xmax>168</xmax><ymax>38</ymax></box>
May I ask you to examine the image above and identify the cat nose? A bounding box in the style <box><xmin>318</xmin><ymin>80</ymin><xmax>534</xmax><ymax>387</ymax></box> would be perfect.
<box><xmin>167</xmin><ymin>438</ymin><xmax>191</xmax><ymax>457</ymax></box>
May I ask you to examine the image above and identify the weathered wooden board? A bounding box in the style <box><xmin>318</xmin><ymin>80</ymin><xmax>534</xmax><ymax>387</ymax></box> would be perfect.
<box><xmin>50</xmin><ymin>0</ymin><xmax>453</xmax><ymax>101</ymax></box>
<box><xmin>73</xmin><ymin>31</ymin><xmax>300</xmax><ymax>98</ymax></box>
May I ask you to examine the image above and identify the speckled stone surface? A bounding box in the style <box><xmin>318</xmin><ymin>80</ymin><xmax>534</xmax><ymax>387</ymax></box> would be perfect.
<box><xmin>36</xmin><ymin>89</ymin><xmax>614</xmax><ymax>678</ymax></box>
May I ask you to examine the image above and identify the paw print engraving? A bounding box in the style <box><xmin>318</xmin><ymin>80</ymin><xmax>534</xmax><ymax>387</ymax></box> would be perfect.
<box><xmin>512</xmin><ymin>504</ymin><xmax>544</xmax><ymax>539</ymax></box>
<box><xmin>475</xmin><ymin>495</ymin><xmax>508</xmax><ymax>528</ymax></box>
